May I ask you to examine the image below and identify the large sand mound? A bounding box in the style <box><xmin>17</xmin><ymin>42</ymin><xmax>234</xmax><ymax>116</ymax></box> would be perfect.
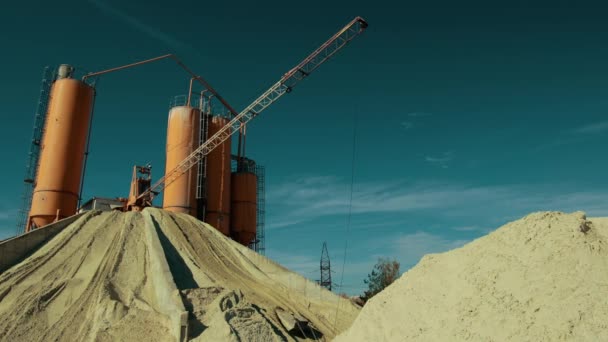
<box><xmin>335</xmin><ymin>211</ymin><xmax>608</xmax><ymax>342</ymax></box>
<box><xmin>0</xmin><ymin>209</ymin><xmax>358</xmax><ymax>341</ymax></box>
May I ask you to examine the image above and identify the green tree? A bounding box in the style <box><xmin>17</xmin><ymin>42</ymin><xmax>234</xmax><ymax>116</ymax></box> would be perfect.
<box><xmin>361</xmin><ymin>258</ymin><xmax>400</xmax><ymax>303</ymax></box>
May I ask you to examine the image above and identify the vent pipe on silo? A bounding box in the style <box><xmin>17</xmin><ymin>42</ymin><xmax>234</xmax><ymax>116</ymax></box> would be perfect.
<box><xmin>56</xmin><ymin>64</ymin><xmax>74</xmax><ymax>79</ymax></box>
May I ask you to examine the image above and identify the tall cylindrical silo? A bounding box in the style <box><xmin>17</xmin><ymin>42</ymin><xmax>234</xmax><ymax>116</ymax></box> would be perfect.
<box><xmin>204</xmin><ymin>115</ymin><xmax>231</xmax><ymax>235</ymax></box>
<box><xmin>230</xmin><ymin>172</ymin><xmax>257</xmax><ymax>246</ymax></box>
<box><xmin>27</xmin><ymin>66</ymin><xmax>95</xmax><ymax>231</ymax></box>
<box><xmin>163</xmin><ymin>106</ymin><xmax>201</xmax><ymax>216</ymax></box>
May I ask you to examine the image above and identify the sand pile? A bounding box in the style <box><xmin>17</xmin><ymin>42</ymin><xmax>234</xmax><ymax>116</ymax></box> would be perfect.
<box><xmin>335</xmin><ymin>211</ymin><xmax>608</xmax><ymax>342</ymax></box>
<box><xmin>0</xmin><ymin>209</ymin><xmax>358</xmax><ymax>341</ymax></box>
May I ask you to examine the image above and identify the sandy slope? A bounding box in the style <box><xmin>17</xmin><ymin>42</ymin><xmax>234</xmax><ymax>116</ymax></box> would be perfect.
<box><xmin>0</xmin><ymin>211</ymin><xmax>175</xmax><ymax>341</ymax></box>
<box><xmin>0</xmin><ymin>209</ymin><xmax>358</xmax><ymax>341</ymax></box>
<box><xmin>335</xmin><ymin>211</ymin><xmax>608</xmax><ymax>342</ymax></box>
<box><xmin>146</xmin><ymin>208</ymin><xmax>358</xmax><ymax>341</ymax></box>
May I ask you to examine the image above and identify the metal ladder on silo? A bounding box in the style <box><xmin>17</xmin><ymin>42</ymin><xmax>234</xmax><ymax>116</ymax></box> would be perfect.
<box><xmin>196</xmin><ymin>99</ymin><xmax>210</xmax><ymax>221</ymax></box>
<box><xmin>15</xmin><ymin>67</ymin><xmax>55</xmax><ymax>235</ymax></box>
<box><xmin>255</xmin><ymin>165</ymin><xmax>266</xmax><ymax>255</ymax></box>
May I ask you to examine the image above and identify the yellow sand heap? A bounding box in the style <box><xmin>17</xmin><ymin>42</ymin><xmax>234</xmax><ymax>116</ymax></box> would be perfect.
<box><xmin>0</xmin><ymin>209</ymin><xmax>358</xmax><ymax>341</ymax></box>
<box><xmin>335</xmin><ymin>211</ymin><xmax>608</xmax><ymax>342</ymax></box>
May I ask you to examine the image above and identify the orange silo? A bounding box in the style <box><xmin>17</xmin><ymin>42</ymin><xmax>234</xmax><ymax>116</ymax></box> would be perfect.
<box><xmin>230</xmin><ymin>172</ymin><xmax>257</xmax><ymax>246</ymax></box>
<box><xmin>162</xmin><ymin>106</ymin><xmax>201</xmax><ymax>216</ymax></box>
<box><xmin>204</xmin><ymin>115</ymin><xmax>231</xmax><ymax>235</ymax></box>
<box><xmin>27</xmin><ymin>65</ymin><xmax>95</xmax><ymax>231</ymax></box>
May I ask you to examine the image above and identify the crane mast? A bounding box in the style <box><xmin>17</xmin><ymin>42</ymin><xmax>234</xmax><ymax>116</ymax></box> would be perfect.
<box><xmin>136</xmin><ymin>17</ymin><xmax>368</xmax><ymax>203</ymax></box>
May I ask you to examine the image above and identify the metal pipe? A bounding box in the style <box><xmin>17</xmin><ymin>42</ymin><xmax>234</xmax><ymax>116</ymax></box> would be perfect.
<box><xmin>187</xmin><ymin>77</ymin><xmax>195</xmax><ymax>107</ymax></box>
<box><xmin>82</xmin><ymin>54</ymin><xmax>173</xmax><ymax>80</ymax></box>
<box><xmin>199</xmin><ymin>90</ymin><xmax>209</xmax><ymax>111</ymax></box>
<box><xmin>187</xmin><ymin>74</ymin><xmax>238</xmax><ymax>117</ymax></box>
<box><xmin>82</xmin><ymin>54</ymin><xmax>239</xmax><ymax>117</ymax></box>
<box><xmin>79</xmin><ymin>87</ymin><xmax>97</xmax><ymax>209</ymax></box>
<box><xmin>242</xmin><ymin>124</ymin><xmax>247</xmax><ymax>159</ymax></box>
<box><xmin>167</xmin><ymin>56</ymin><xmax>239</xmax><ymax>117</ymax></box>
<box><xmin>207</xmin><ymin>94</ymin><xmax>215</xmax><ymax>114</ymax></box>
<box><xmin>237</xmin><ymin>124</ymin><xmax>243</xmax><ymax>161</ymax></box>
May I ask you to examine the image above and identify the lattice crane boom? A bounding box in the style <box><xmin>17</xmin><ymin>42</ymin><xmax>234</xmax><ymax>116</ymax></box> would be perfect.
<box><xmin>138</xmin><ymin>17</ymin><xmax>368</xmax><ymax>202</ymax></box>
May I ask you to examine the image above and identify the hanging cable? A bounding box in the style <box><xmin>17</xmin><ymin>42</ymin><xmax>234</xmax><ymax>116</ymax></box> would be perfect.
<box><xmin>78</xmin><ymin>82</ymin><xmax>98</xmax><ymax>210</ymax></box>
<box><xmin>333</xmin><ymin>107</ymin><xmax>358</xmax><ymax>330</ymax></box>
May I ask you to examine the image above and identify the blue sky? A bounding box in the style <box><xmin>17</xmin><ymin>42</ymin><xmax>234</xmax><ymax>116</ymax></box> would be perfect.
<box><xmin>1</xmin><ymin>1</ymin><xmax>608</xmax><ymax>295</ymax></box>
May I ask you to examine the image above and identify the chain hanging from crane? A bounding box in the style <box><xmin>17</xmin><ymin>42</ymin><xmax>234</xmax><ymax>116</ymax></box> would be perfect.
<box><xmin>138</xmin><ymin>17</ymin><xmax>368</xmax><ymax>203</ymax></box>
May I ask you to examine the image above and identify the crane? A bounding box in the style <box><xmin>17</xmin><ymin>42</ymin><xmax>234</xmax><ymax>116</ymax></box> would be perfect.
<box><xmin>128</xmin><ymin>16</ymin><xmax>368</xmax><ymax>209</ymax></box>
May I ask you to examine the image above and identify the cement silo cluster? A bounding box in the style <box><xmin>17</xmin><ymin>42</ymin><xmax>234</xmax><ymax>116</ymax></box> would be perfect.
<box><xmin>162</xmin><ymin>95</ymin><xmax>265</xmax><ymax>249</ymax></box>
<box><xmin>16</xmin><ymin>64</ymin><xmax>265</xmax><ymax>252</ymax></box>
<box><xmin>14</xmin><ymin>17</ymin><xmax>368</xmax><ymax>255</ymax></box>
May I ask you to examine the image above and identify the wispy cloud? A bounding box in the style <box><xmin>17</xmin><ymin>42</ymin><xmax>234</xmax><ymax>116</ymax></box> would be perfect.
<box><xmin>0</xmin><ymin>208</ymin><xmax>18</xmax><ymax>241</ymax></box>
<box><xmin>0</xmin><ymin>207</ymin><xmax>17</xmax><ymax>221</ymax></box>
<box><xmin>266</xmin><ymin>175</ymin><xmax>608</xmax><ymax>231</ymax></box>
<box><xmin>401</xmin><ymin>121</ymin><xmax>413</xmax><ymax>130</ymax></box>
<box><xmin>267</xmin><ymin>230</ymin><xmax>474</xmax><ymax>296</ymax></box>
<box><xmin>450</xmin><ymin>225</ymin><xmax>495</xmax><ymax>235</ymax></box>
<box><xmin>265</xmin><ymin>248</ymin><xmax>377</xmax><ymax>294</ymax></box>
<box><xmin>265</xmin><ymin>250</ymin><xmax>320</xmax><ymax>276</ymax></box>
<box><xmin>536</xmin><ymin>120</ymin><xmax>608</xmax><ymax>152</ymax></box>
<box><xmin>265</xmin><ymin>175</ymin><xmax>608</xmax><ymax>295</ymax></box>
<box><xmin>392</xmin><ymin>231</ymin><xmax>469</xmax><ymax>267</ymax></box>
<box><xmin>407</xmin><ymin>112</ymin><xmax>432</xmax><ymax>117</ymax></box>
<box><xmin>401</xmin><ymin>112</ymin><xmax>432</xmax><ymax>131</ymax></box>
<box><xmin>87</xmin><ymin>0</ymin><xmax>189</xmax><ymax>51</ymax></box>
<box><xmin>573</xmin><ymin>121</ymin><xmax>608</xmax><ymax>134</ymax></box>
<box><xmin>451</xmin><ymin>225</ymin><xmax>483</xmax><ymax>232</ymax></box>
<box><xmin>331</xmin><ymin>230</ymin><xmax>472</xmax><ymax>292</ymax></box>
<box><xmin>425</xmin><ymin>151</ymin><xmax>454</xmax><ymax>168</ymax></box>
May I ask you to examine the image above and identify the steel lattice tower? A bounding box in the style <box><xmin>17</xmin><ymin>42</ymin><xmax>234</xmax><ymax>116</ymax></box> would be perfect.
<box><xmin>320</xmin><ymin>242</ymin><xmax>332</xmax><ymax>291</ymax></box>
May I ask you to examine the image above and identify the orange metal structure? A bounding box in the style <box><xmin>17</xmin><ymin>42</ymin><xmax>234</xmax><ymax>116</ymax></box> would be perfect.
<box><xmin>127</xmin><ymin>165</ymin><xmax>152</xmax><ymax>211</ymax></box>
<box><xmin>27</xmin><ymin>76</ymin><xmax>95</xmax><ymax>231</ymax></box>
<box><xmin>230</xmin><ymin>172</ymin><xmax>257</xmax><ymax>246</ymax></box>
<box><xmin>204</xmin><ymin>115</ymin><xmax>231</xmax><ymax>235</ymax></box>
<box><xmin>162</xmin><ymin>106</ymin><xmax>201</xmax><ymax>216</ymax></box>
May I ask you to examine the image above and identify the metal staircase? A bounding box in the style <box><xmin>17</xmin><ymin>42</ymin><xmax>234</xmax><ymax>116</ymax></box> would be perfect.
<box><xmin>15</xmin><ymin>67</ymin><xmax>55</xmax><ymax>234</ymax></box>
<box><xmin>196</xmin><ymin>98</ymin><xmax>210</xmax><ymax>221</ymax></box>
